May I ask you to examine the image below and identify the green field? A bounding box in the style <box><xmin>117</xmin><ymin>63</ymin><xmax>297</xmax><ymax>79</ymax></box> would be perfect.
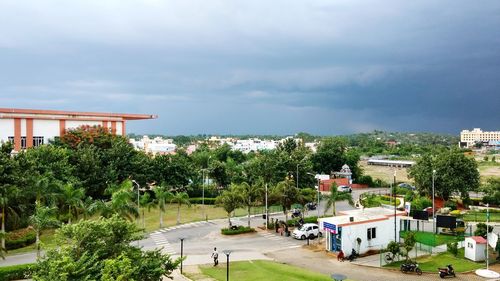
<box><xmin>462</xmin><ymin>211</ymin><xmax>500</xmax><ymax>222</ymax></box>
<box><xmin>197</xmin><ymin>260</ymin><xmax>353</xmax><ymax>281</ymax></box>
<box><xmin>384</xmin><ymin>249</ymin><xmax>482</xmax><ymax>273</ymax></box>
<box><xmin>400</xmin><ymin>231</ymin><xmax>463</xmax><ymax>247</ymax></box>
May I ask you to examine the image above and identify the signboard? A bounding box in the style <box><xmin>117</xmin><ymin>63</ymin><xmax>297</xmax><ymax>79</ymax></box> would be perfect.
<box><xmin>404</xmin><ymin>202</ymin><xmax>411</xmax><ymax>215</ymax></box>
<box><xmin>436</xmin><ymin>215</ymin><xmax>456</xmax><ymax>228</ymax></box>
<box><xmin>323</xmin><ymin>222</ymin><xmax>337</xmax><ymax>234</ymax></box>
<box><xmin>488</xmin><ymin>232</ymin><xmax>498</xmax><ymax>249</ymax></box>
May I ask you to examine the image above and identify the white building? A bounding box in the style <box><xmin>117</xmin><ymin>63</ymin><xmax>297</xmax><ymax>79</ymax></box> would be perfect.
<box><xmin>0</xmin><ymin>108</ymin><xmax>156</xmax><ymax>152</ymax></box>
<box><xmin>319</xmin><ymin>207</ymin><xmax>406</xmax><ymax>255</ymax></box>
<box><xmin>465</xmin><ymin>236</ymin><xmax>487</xmax><ymax>262</ymax></box>
<box><xmin>460</xmin><ymin>128</ymin><xmax>500</xmax><ymax>148</ymax></box>
<box><xmin>130</xmin><ymin>136</ymin><xmax>177</xmax><ymax>155</ymax></box>
<box><xmin>232</xmin><ymin>138</ymin><xmax>278</xmax><ymax>153</ymax></box>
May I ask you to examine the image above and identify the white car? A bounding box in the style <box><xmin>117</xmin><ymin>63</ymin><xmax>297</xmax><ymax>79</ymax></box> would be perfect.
<box><xmin>337</xmin><ymin>185</ymin><xmax>352</xmax><ymax>193</ymax></box>
<box><xmin>292</xmin><ymin>223</ymin><xmax>322</xmax><ymax>240</ymax></box>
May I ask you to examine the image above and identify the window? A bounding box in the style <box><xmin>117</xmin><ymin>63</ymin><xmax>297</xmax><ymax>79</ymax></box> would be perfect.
<box><xmin>468</xmin><ymin>242</ymin><xmax>473</xmax><ymax>248</ymax></box>
<box><xmin>8</xmin><ymin>136</ymin><xmax>27</xmax><ymax>149</ymax></box>
<box><xmin>367</xmin><ymin>227</ymin><xmax>376</xmax><ymax>240</ymax></box>
<box><xmin>33</xmin><ymin>136</ymin><xmax>44</xmax><ymax>147</ymax></box>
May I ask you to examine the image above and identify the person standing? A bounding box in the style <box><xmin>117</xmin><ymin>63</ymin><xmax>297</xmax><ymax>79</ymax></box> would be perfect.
<box><xmin>211</xmin><ymin>247</ymin><xmax>219</xmax><ymax>266</ymax></box>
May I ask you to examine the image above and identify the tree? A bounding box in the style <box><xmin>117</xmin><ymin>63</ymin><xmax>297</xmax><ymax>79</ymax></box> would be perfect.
<box><xmin>386</xmin><ymin>241</ymin><xmax>400</xmax><ymax>259</ymax></box>
<box><xmin>215</xmin><ymin>186</ymin><xmax>243</xmax><ymax>227</ymax></box>
<box><xmin>0</xmin><ymin>142</ymin><xmax>20</xmax><ymax>250</ymax></box>
<box><xmin>409</xmin><ymin>150</ymin><xmax>480</xmax><ymax>200</ymax></box>
<box><xmin>324</xmin><ymin>183</ymin><xmax>354</xmax><ymax>216</ymax></box>
<box><xmin>59</xmin><ymin>183</ymin><xmax>84</xmax><ymax>224</ymax></box>
<box><xmin>29</xmin><ymin>203</ymin><xmax>60</xmax><ymax>258</ymax></box>
<box><xmin>140</xmin><ymin>193</ymin><xmax>155</xmax><ymax>229</ymax></box>
<box><xmin>170</xmin><ymin>192</ymin><xmax>191</xmax><ymax>225</ymax></box>
<box><xmin>270</xmin><ymin>178</ymin><xmax>300</xmax><ymax>222</ymax></box>
<box><xmin>32</xmin><ymin>216</ymin><xmax>181</xmax><ymax>280</ymax></box>
<box><xmin>402</xmin><ymin>232</ymin><xmax>416</xmax><ymax>261</ymax></box>
<box><xmin>474</xmin><ymin>222</ymin><xmax>493</xmax><ymax>238</ymax></box>
<box><xmin>154</xmin><ymin>184</ymin><xmax>174</xmax><ymax>228</ymax></box>
<box><xmin>312</xmin><ymin>137</ymin><xmax>348</xmax><ymax>174</ymax></box>
<box><xmin>105</xmin><ymin>180</ymin><xmax>139</xmax><ymax>221</ymax></box>
<box><xmin>235</xmin><ymin>182</ymin><xmax>263</xmax><ymax>227</ymax></box>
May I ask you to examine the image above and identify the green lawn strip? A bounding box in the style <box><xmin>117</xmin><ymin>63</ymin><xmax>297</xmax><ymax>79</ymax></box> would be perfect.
<box><xmin>462</xmin><ymin>212</ymin><xmax>500</xmax><ymax>222</ymax></box>
<box><xmin>200</xmin><ymin>260</ymin><xmax>347</xmax><ymax>281</ymax></box>
<box><xmin>384</xmin><ymin>249</ymin><xmax>483</xmax><ymax>273</ymax></box>
<box><xmin>400</xmin><ymin>231</ymin><xmax>463</xmax><ymax>247</ymax></box>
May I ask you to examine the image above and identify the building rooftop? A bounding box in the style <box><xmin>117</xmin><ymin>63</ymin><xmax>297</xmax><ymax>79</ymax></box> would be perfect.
<box><xmin>319</xmin><ymin>207</ymin><xmax>406</xmax><ymax>227</ymax></box>
<box><xmin>0</xmin><ymin>108</ymin><xmax>157</xmax><ymax>120</ymax></box>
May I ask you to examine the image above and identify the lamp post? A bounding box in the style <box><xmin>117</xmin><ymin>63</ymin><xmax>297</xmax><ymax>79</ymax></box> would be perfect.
<box><xmin>432</xmin><ymin>169</ymin><xmax>436</xmax><ymax>234</ymax></box>
<box><xmin>203</xmin><ymin>156</ymin><xmax>212</xmax><ymax>220</ymax></box>
<box><xmin>265</xmin><ymin>182</ymin><xmax>268</xmax><ymax>230</ymax></box>
<box><xmin>223</xmin><ymin>250</ymin><xmax>232</xmax><ymax>281</ymax></box>
<box><xmin>307</xmin><ymin>172</ymin><xmax>321</xmax><ymax>217</ymax></box>
<box><xmin>132</xmin><ymin>180</ymin><xmax>140</xmax><ymax>226</ymax></box>
<box><xmin>179</xmin><ymin>238</ymin><xmax>185</xmax><ymax>274</ymax></box>
<box><xmin>296</xmin><ymin>163</ymin><xmax>299</xmax><ymax>189</ymax></box>
<box><xmin>393</xmin><ymin>169</ymin><xmax>397</xmax><ymax>243</ymax></box>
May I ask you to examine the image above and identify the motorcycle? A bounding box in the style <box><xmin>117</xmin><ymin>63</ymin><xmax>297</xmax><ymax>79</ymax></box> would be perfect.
<box><xmin>347</xmin><ymin>249</ymin><xmax>358</xmax><ymax>262</ymax></box>
<box><xmin>400</xmin><ymin>261</ymin><xmax>422</xmax><ymax>275</ymax></box>
<box><xmin>438</xmin><ymin>264</ymin><xmax>455</xmax><ymax>278</ymax></box>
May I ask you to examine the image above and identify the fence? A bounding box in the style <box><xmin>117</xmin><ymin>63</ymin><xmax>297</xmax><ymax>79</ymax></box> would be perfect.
<box><xmin>379</xmin><ymin>242</ymin><xmax>439</xmax><ymax>267</ymax></box>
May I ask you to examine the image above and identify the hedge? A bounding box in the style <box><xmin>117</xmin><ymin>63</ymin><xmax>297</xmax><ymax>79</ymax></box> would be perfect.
<box><xmin>286</xmin><ymin>216</ymin><xmax>318</xmax><ymax>227</ymax></box>
<box><xmin>221</xmin><ymin>226</ymin><xmax>256</xmax><ymax>235</ymax></box>
<box><xmin>189</xmin><ymin>198</ymin><xmax>216</xmax><ymax>205</ymax></box>
<box><xmin>0</xmin><ymin>263</ymin><xmax>34</xmax><ymax>281</ymax></box>
<box><xmin>5</xmin><ymin>228</ymin><xmax>36</xmax><ymax>250</ymax></box>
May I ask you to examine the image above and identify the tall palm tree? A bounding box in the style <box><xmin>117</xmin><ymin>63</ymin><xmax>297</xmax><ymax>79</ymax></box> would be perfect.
<box><xmin>324</xmin><ymin>183</ymin><xmax>354</xmax><ymax>216</ymax></box>
<box><xmin>105</xmin><ymin>180</ymin><xmax>139</xmax><ymax>221</ymax></box>
<box><xmin>29</xmin><ymin>203</ymin><xmax>59</xmax><ymax>258</ymax></box>
<box><xmin>59</xmin><ymin>183</ymin><xmax>84</xmax><ymax>224</ymax></box>
<box><xmin>215</xmin><ymin>186</ymin><xmax>243</xmax><ymax>227</ymax></box>
<box><xmin>32</xmin><ymin>173</ymin><xmax>61</xmax><ymax>206</ymax></box>
<box><xmin>154</xmin><ymin>185</ymin><xmax>174</xmax><ymax>228</ymax></box>
<box><xmin>271</xmin><ymin>178</ymin><xmax>299</xmax><ymax>222</ymax></box>
<box><xmin>235</xmin><ymin>182</ymin><xmax>263</xmax><ymax>227</ymax></box>
<box><xmin>170</xmin><ymin>192</ymin><xmax>191</xmax><ymax>225</ymax></box>
<box><xmin>139</xmin><ymin>193</ymin><xmax>156</xmax><ymax>229</ymax></box>
<box><xmin>0</xmin><ymin>185</ymin><xmax>20</xmax><ymax>250</ymax></box>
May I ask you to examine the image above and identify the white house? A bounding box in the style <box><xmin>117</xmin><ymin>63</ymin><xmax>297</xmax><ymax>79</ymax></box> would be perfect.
<box><xmin>318</xmin><ymin>207</ymin><xmax>406</xmax><ymax>255</ymax></box>
<box><xmin>465</xmin><ymin>236</ymin><xmax>487</xmax><ymax>262</ymax></box>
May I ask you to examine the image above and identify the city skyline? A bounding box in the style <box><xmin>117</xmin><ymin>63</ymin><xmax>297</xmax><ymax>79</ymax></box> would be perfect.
<box><xmin>1</xmin><ymin>1</ymin><xmax>499</xmax><ymax>135</ymax></box>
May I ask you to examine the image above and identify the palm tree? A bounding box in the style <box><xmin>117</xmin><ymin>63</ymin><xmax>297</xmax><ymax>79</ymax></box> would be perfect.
<box><xmin>324</xmin><ymin>183</ymin><xmax>354</xmax><ymax>216</ymax></box>
<box><xmin>29</xmin><ymin>203</ymin><xmax>59</xmax><ymax>258</ymax></box>
<box><xmin>59</xmin><ymin>183</ymin><xmax>84</xmax><ymax>224</ymax></box>
<box><xmin>32</xmin><ymin>173</ymin><xmax>61</xmax><ymax>206</ymax></box>
<box><xmin>216</xmin><ymin>187</ymin><xmax>243</xmax><ymax>227</ymax></box>
<box><xmin>154</xmin><ymin>184</ymin><xmax>174</xmax><ymax>228</ymax></box>
<box><xmin>140</xmin><ymin>193</ymin><xmax>156</xmax><ymax>229</ymax></box>
<box><xmin>105</xmin><ymin>180</ymin><xmax>139</xmax><ymax>221</ymax></box>
<box><xmin>235</xmin><ymin>182</ymin><xmax>263</xmax><ymax>227</ymax></box>
<box><xmin>170</xmin><ymin>192</ymin><xmax>191</xmax><ymax>225</ymax></box>
<box><xmin>0</xmin><ymin>185</ymin><xmax>20</xmax><ymax>250</ymax></box>
<box><xmin>271</xmin><ymin>178</ymin><xmax>299</xmax><ymax>222</ymax></box>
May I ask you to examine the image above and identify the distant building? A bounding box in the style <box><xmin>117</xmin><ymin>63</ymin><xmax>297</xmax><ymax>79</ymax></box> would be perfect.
<box><xmin>0</xmin><ymin>108</ymin><xmax>156</xmax><ymax>152</ymax></box>
<box><xmin>130</xmin><ymin>136</ymin><xmax>177</xmax><ymax>155</ymax></box>
<box><xmin>367</xmin><ymin>159</ymin><xmax>415</xmax><ymax>168</ymax></box>
<box><xmin>460</xmin><ymin>128</ymin><xmax>500</xmax><ymax>148</ymax></box>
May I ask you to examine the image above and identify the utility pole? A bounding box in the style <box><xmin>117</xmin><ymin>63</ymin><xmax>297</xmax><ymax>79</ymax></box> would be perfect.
<box><xmin>432</xmin><ymin>169</ymin><xmax>436</xmax><ymax>234</ymax></box>
<box><xmin>393</xmin><ymin>169</ymin><xmax>397</xmax><ymax>243</ymax></box>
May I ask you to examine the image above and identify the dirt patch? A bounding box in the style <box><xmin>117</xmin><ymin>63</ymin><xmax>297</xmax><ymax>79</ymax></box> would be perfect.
<box><xmin>360</xmin><ymin>161</ymin><xmax>411</xmax><ymax>183</ymax></box>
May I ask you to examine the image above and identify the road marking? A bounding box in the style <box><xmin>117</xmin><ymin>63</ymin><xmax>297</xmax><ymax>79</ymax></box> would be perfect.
<box><xmin>152</xmin><ymin>221</ymin><xmax>215</xmax><ymax>235</ymax></box>
<box><xmin>150</xmin><ymin>232</ymin><xmax>176</xmax><ymax>255</ymax></box>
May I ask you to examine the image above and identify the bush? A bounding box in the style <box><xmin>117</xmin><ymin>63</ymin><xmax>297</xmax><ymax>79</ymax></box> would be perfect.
<box><xmin>412</xmin><ymin>196</ymin><xmax>432</xmax><ymax>211</ymax></box>
<box><xmin>450</xmin><ymin>210</ymin><xmax>461</xmax><ymax>216</ymax></box>
<box><xmin>0</xmin><ymin>263</ymin><xmax>34</xmax><ymax>281</ymax></box>
<box><xmin>5</xmin><ymin>227</ymin><xmax>36</xmax><ymax>250</ymax></box>
<box><xmin>373</xmin><ymin>178</ymin><xmax>389</xmax><ymax>187</ymax></box>
<box><xmin>221</xmin><ymin>226</ymin><xmax>255</xmax><ymax>235</ymax></box>
<box><xmin>286</xmin><ymin>216</ymin><xmax>318</xmax><ymax>227</ymax></box>
<box><xmin>188</xmin><ymin>198</ymin><xmax>216</xmax><ymax>205</ymax></box>
<box><xmin>447</xmin><ymin>242</ymin><xmax>458</xmax><ymax>257</ymax></box>
<box><xmin>444</xmin><ymin>201</ymin><xmax>458</xmax><ymax>211</ymax></box>
<box><xmin>356</xmin><ymin>175</ymin><xmax>374</xmax><ymax>186</ymax></box>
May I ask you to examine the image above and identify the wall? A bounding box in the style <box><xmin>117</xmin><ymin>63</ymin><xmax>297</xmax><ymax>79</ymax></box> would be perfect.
<box><xmin>33</xmin><ymin>120</ymin><xmax>60</xmax><ymax>143</ymax></box>
<box><xmin>0</xmin><ymin>119</ymin><xmax>14</xmax><ymax>142</ymax></box>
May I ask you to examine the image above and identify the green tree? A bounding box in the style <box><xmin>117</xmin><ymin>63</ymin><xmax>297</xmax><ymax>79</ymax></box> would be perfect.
<box><xmin>0</xmin><ymin>142</ymin><xmax>20</xmax><ymax>250</ymax></box>
<box><xmin>474</xmin><ymin>222</ymin><xmax>493</xmax><ymax>238</ymax></box>
<box><xmin>105</xmin><ymin>180</ymin><xmax>139</xmax><ymax>221</ymax></box>
<box><xmin>312</xmin><ymin>137</ymin><xmax>348</xmax><ymax>174</ymax></box>
<box><xmin>154</xmin><ymin>184</ymin><xmax>174</xmax><ymax>228</ymax></box>
<box><xmin>236</xmin><ymin>181</ymin><xmax>264</xmax><ymax>227</ymax></box>
<box><xmin>59</xmin><ymin>183</ymin><xmax>84</xmax><ymax>224</ymax></box>
<box><xmin>409</xmin><ymin>150</ymin><xmax>480</xmax><ymax>200</ymax></box>
<box><xmin>403</xmin><ymin>231</ymin><xmax>416</xmax><ymax>260</ymax></box>
<box><xmin>29</xmin><ymin>203</ymin><xmax>60</xmax><ymax>258</ymax></box>
<box><xmin>324</xmin><ymin>183</ymin><xmax>354</xmax><ymax>216</ymax></box>
<box><xmin>270</xmin><ymin>178</ymin><xmax>300</xmax><ymax>222</ymax></box>
<box><xmin>170</xmin><ymin>192</ymin><xmax>191</xmax><ymax>225</ymax></box>
<box><xmin>215</xmin><ymin>186</ymin><xmax>243</xmax><ymax>227</ymax></box>
<box><xmin>32</xmin><ymin>216</ymin><xmax>181</xmax><ymax>280</ymax></box>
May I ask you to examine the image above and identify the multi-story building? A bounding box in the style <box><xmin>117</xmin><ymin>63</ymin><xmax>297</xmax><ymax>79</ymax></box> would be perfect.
<box><xmin>130</xmin><ymin>136</ymin><xmax>177</xmax><ymax>155</ymax></box>
<box><xmin>0</xmin><ymin>108</ymin><xmax>156</xmax><ymax>151</ymax></box>
<box><xmin>460</xmin><ymin>128</ymin><xmax>500</xmax><ymax>148</ymax></box>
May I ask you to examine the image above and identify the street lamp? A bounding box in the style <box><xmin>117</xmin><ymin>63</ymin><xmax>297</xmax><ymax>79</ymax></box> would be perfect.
<box><xmin>223</xmin><ymin>250</ymin><xmax>232</xmax><ymax>281</ymax></box>
<box><xmin>296</xmin><ymin>163</ymin><xmax>299</xmax><ymax>189</ymax></box>
<box><xmin>393</xmin><ymin>169</ymin><xmax>397</xmax><ymax>243</ymax></box>
<box><xmin>132</xmin><ymin>180</ymin><xmax>141</xmax><ymax>226</ymax></box>
<box><xmin>432</xmin><ymin>169</ymin><xmax>436</xmax><ymax>234</ymax></box>
<box><xmin>202</xmin><ymin>156</ymin><xmax>212</xmax><ymax>220</ymax></box>
<box><xmin>307</xmin><ymin>172</ymin><xmax>321</xmax><ymax>218</ymax></box>
<box><xmin>179</xmin><ymin>238</ymin><xmax>185</xmax><ymax>274</ymax></box>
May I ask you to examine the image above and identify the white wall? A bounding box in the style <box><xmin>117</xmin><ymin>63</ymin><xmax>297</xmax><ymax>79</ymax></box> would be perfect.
<box><xmin>338</xmin><ymin>218</ymin><xmax>401</xmax><ymax>254</ymax></box>
<box><xmin>33</xmin><ymin>120</ymin><xmax>60</xmax><ymax>143</ymax></box>
<box><xmin>116</xmin><ymin>122</ymin><xmax>123</xmax><ymax>135</ymax></box>
<box><xmin>0</xmin><ymin>119</ymin><xmax>14</xmax><ymax>143</ymax></box>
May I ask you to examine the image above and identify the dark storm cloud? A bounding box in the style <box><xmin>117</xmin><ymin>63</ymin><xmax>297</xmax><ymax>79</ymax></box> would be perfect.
<box><xmin>0</xmin><ymin>0</ymin><xmax>499</xmax><ymax>135</ymax></box>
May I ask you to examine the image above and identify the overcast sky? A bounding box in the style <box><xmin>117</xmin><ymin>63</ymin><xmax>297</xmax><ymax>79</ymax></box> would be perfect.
<box><xmin>0</xmin><ymin>1</ymin><xmax>499</xmax><ymax>135</ymax></box>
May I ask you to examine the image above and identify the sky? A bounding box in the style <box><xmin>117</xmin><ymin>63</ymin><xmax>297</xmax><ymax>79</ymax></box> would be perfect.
<box><xmin>0</xmin><ymin>1</ymin><xmax>499</xmax><ymax>136</ymax></box>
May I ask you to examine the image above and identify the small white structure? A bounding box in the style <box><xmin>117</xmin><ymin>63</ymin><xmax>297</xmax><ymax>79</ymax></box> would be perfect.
<box><xmin>465</xmin><ymin>236</ymin><xmax>487</xmax><ymax>262</ymax></box>
<box><xmin>318</xmin><ymin>207</ymin><xmax>406</xmax><ymax>255</ymax></box>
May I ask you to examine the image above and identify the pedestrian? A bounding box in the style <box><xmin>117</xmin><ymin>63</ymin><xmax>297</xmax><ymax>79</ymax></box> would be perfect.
<box><xmin>275</xmin><ymin>219</ymin><xmax>279</xmax><ymax>233</ymax></box>
<box><xmin>211</xmin><ymin>247</ymin><xmax>219</xmax><ymax>266</ymax></box>
<box><xmin>337</xmin><ymin>250</ymin><xmax>345</xmax><ymax>262</ymax></box>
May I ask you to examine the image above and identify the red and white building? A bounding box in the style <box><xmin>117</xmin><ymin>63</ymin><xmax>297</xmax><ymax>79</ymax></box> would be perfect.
<box><xmin>0</xmin><ymin>108</ymin><xmax>157</xmax><ymax>151</ymax></box>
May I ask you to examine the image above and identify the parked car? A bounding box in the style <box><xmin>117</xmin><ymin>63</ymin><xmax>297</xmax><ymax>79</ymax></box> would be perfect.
<box><xmin>337</xmin><ymin>185</ymin><xmax>352</xmax><ymax>193</ymax></box>
<box><xmin>398</xmin><ymin>183</ymin><xmax>416</xmax><ymax>190</ymax></box>
<box><xmin>291</xmin><ymin>208</ymin><xmax>302</xmax><ymax>218</ymax></box>
<box><xmin>292</xmin><ymin>223</ymin><xmax>322</xmax><ymax>240</ymax></box>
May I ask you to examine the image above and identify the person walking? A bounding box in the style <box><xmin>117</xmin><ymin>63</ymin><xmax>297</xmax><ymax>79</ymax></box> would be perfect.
<box><xmin>211</xmin><ymin>247</ymin><xmax>219</xmax><ymax>266</ymax></box>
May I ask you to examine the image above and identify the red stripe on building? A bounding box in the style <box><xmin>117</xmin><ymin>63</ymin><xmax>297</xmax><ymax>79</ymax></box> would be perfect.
<box><xmin>26</xmin><ymin>119</ymin><xmax>33</xmax><ymax>148</ymax></box>
<box><xmin>122</xmin><ymin>121</ymin><xmax>126</xmax><ymax>136</ymax></box>
<box><xmin>14</xmin><ymin>119</ymin><xmax>21</xmax><ymax>151</ymax></box>
<box><xmin>59</xmin><ymin>120</ymin><xmax>66</xmax><ymax>137</ymax></box>
<box><xmin>111</xmin><ymin>121</ymin><xmax>117</xmax><ymax>134</ymax></box>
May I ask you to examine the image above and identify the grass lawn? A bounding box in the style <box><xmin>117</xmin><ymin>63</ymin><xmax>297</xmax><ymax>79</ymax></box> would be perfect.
<box><xmin>462</xmin><ymin>211</ymin><xmax>500</xmax><ymax>222</ymax></box>
<box><xmin>400</xmin><ymin>231</ymin><xmax>463</xmax><ymax>247</ymax></box>
<box><xmin>384</xmin><ymin>248</ymin><xmax>483</xmax><ymax>273</ymax></box>
<box><xmin>197</xmin><ymin>260</ymin><xmax>354</xmax><ymax>281</ymax></box>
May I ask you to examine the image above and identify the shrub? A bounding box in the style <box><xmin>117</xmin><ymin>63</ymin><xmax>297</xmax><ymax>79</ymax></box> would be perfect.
<box><xmin>447</xmin><ymin>242</ymin><xmax>458</xmax><ymax>257</ymax></box>
<box><xmin>221</xmin><ymin>226</ymin><xmax>255</xmax><ymax>235</ymax></box>
<box><xmin>0</xmin><ymin>263</ymin><xmax>34</xmax><ymax>281</ymax></box>
<box><xmin>5</xmin><ymin>228</ymin><xmax>36</xmax><ymax>250</ymax></box>
<box><xmin>474</xmin><ymin>222</ymin><xmax>494</xmax><ymax>238</ymax></box>
<box><xmin>356</xmin><ymin>175</ymin><xmax>374</xmax><ymax>186</ymax></box>
<box><xmin>412</xmin><ymin>196</ymin><xmax>432</xmax><ymax>211</ymax></box>
<box><xmin>444</xmin><ymin>201</ymin><xmax>458</xmax><ymax>211</ymax></box>
<box><xmin>286</xmin><ymin>216</ymin><xmax>318</xmax><ymax>227</ymax></box>
<box><xmin>450</xmin><ymin>210</ymin><xmax>461</xmax><ymax>216</ymax></box>
<box><xmin>188</xmin><ymin>198</ymin><xmax>216</xmax><ymax>205</ymax></box>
